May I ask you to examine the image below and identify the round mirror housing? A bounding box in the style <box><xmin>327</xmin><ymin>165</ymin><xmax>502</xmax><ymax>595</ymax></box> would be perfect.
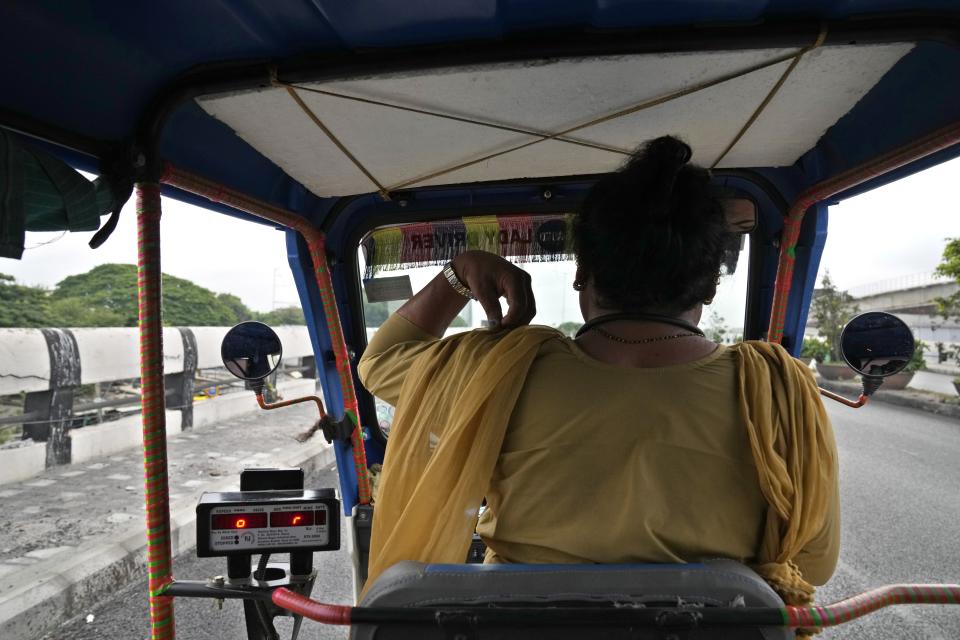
<box><xmin>221</xmin><ymin>322</ymin><xmax>283</xmax><ymax>386</ymax></box>
<box><xmin>840</xmin><ymin>312</ymin><xmax>914</xmax><ymax>379</ymax></box>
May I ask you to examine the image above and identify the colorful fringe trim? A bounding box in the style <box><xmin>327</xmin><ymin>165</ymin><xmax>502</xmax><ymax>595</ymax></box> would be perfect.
<box><xmin>362</xmin><ymin>213</ymin><xmax>573</xmax><ymax>279</ymax></box>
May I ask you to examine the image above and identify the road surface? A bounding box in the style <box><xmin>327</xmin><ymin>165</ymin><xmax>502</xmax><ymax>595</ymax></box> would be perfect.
<box><xmin>49</xmin><ymin>401</ymin><xmax>960</xmax><ymax>639</ymax></box>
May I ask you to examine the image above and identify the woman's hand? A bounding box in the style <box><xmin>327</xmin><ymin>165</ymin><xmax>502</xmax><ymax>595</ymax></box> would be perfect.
<box><xmin>452</xmin><ymin>251</ymin><xmax>537</xmax><ymax>328</ymax></box>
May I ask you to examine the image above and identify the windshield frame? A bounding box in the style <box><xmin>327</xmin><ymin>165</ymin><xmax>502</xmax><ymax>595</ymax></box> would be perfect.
<box><xmin>341</xmin><ymin>174</ymin><xmax>768</xmax><ymax>444</ymax></box>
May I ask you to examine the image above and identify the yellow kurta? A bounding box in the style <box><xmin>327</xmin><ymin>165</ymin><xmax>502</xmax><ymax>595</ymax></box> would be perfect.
<box><xmin>358</xmin><ymin>313</ymin><xmax>839</xmax><ymax>597</ymax></box>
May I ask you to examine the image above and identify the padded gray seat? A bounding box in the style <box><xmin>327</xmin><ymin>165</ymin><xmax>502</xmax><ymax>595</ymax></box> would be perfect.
<box><xmin>353</xmin><ymin>560</ymin><xmax>793</xmax><ymax>640</ymax></box>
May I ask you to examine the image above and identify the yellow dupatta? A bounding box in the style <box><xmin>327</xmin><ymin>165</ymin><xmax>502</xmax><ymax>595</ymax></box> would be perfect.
<box><xmin>730</xmin><ymin>341</ymin><xmax>837</xmax><ymax>606</ymax></box>
<box><xmin>365</xmin><ymin>332</ymin><xmax>835</xmax><ymax>609</ymax></box>
<box><xmin>364</xmin><ymin>325</ymin><xmax>563</xmax><ymax>594</ymax></box>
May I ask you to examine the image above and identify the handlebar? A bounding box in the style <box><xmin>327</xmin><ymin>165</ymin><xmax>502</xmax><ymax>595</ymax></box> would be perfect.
<box><xmin>271</xmin><ymin>583</ymin><xmax>960</xmax><ymax>630</ymax></box>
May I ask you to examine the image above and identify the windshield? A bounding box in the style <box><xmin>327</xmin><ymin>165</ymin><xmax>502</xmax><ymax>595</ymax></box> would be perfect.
<box><xmin>358</xmin><ymin>233</ymin><xmax>751</xmax><ymax>436</ymax></box>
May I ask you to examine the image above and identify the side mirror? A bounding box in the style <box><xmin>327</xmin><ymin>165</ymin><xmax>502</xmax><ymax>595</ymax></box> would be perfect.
<box><xmin>840</xmin><ymin>311</ymin><xmax>915</xmax><ymax>397</ymax></box>
<box><xmin>221</xmin><ymin>321</ymin><xmax>283</xmax><ymax>394</ymax></box>
<box><xmin>220</xmin><ymin>322</ymin><xmax>335</xmax><ymax>441</ymax></box>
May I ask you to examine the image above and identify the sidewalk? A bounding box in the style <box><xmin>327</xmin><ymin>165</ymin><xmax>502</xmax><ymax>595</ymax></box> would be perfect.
<box><xmin>817</xmin><ymin>377</ymin><xmax>960</xmax><ymax>420</ymax></box>
<box><xmin>0</xmin><ymin>400</ymin><xmax>335</xmax><ymax>640</ymax></box>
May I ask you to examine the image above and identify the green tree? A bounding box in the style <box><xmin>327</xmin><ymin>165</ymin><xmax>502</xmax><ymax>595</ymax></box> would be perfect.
<box><xmin>217</xmin><ymin>293</ymin><xmax>256</xmax><ymax>323</ymax></box>
<box><xmin>0</xmin><ymin>273</ymin><xmax>52</xmax><ymax>327</ymax></box>
<box><xmin>934</xmin><ymin>237</ymin><xmax>960</xmax><ymax>320</ymax></box>
<box><xmin>800</xmin><ymin>336</ymin><xmax>829</xmax><ymax>363</ymax></box>
<box><xmin>905</xmin><ymin>340</ymin><xmax>927</xmax><ymax>373</ymax></box>
<box><xmin>704</xmin><ymin>310</ymin><xmax>728</xmax><ymax>343</ymax></box>
<box><xmin>51</xmin><ymin>264</ymin><xmax>244</xmax><ymax>326</ymax></box>
<box><xmin>810</xmin><ymin>272</ymin><xmax>859</xmax><ymax>362</ymax></box>
<box><xmin>48</xmin><ymin>297</ymin><xmax>125</xmax><ymax>327</ymax></box>
<box><xmin>259</xmin><ymin>306</ymin><xmax>306</xmax><ymax>325</ymax></box>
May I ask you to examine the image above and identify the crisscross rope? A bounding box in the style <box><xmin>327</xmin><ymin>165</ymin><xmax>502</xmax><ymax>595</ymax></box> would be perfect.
<box><xmin>711</xmin><ymin>26</ymin><xmax>828</xmax><ymax>168</ymax></box>
<box><xmin>280</xmin><ymin>83</ymin><xmax>631</xmax><ymax>156</ymax></box>
<box><xmin>273</xmin><ymin>71</ymin><xmax>391</xmax><ymax>200</ymax></box>
<box><xmin>273</xmin><ymin>28</ymin><xmax>828</xmax><ymax>196</ymax></box>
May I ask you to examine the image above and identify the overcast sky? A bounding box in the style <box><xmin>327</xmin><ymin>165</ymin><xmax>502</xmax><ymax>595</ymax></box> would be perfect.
<box><xmin>1</xmin><ymin>156</ymin><xmax>958</xmax><ymax>319</ymax></box>
<box><xmin>1</xmin><ymin>195</ymin><xmax>298</xmax><ymax>312</ymax></box>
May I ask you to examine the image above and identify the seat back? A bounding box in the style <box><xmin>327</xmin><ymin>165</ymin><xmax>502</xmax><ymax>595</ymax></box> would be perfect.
<box><xmin>353</xmin><ymin>560</ymin><xmax>793</xmax><ymax>639</ymax></box>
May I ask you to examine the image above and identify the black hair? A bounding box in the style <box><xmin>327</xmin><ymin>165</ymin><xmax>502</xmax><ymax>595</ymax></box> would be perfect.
<box><xmin>572</xmin><ymin>136</ymin><xmax>728</xmax><ymax>315</ymax></box>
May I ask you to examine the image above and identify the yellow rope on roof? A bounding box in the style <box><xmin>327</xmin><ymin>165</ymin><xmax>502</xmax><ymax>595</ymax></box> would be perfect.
<box><xmin>711</xmin><ymin>26</ymin><xmax>828</xmax><ymax>169</ymax></box>
<box><xmin>273</xmin><ymin>71</ymin><xmax>391</xmax><ymax>200</ymax></box>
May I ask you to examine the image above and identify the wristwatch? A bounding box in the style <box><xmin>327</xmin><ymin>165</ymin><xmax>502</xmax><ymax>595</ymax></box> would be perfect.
<box><xmin>442</xmin><ymin>262</ymin><xmax>475</xmax><ymax>300</ymax></box>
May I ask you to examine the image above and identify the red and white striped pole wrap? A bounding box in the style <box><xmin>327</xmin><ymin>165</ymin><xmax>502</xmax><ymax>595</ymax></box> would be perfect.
<box><xmin>272</xmin><ymin>587</ymin><xmax>354</xmax><ymax>625</ymax></box>
<box><xmin>784</xmin><ymin>583</ymin><xmax>960</xmax><ymax>629</ymax></box>
<box><xmin>766</xmin><ymin>121</ymin><xmax>960</xmax><ymax>344</ymax></box>
<box><xmin>159</xmin><ymin>165</ymin><xmax>372</xmax><ymax>504</ymax></box>
<box><xmin>136</xmin><ymin>182</ymin><xmax>175</xmax><ymax>639</ymax></box>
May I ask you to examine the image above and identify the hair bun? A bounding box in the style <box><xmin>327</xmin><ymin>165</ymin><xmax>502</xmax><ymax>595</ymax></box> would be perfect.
<box><xmin>573</xmin><ymin>135</ymin><xmax>725</xmax><ymax>314</ymax></box>
<box><xmin>645</xmin><ymin>136</ymin><xmax>692</xmax><ymax>171</ymax></box>
<box><xmin>620</xmin><ymin>136</ymin><xmax>692</xmax><ymax>221</ymax></box>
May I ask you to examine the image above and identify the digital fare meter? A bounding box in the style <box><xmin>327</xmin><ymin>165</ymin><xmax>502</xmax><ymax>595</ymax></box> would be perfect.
<box><xmin>196</xmin><ymin>489</ymin><xmax>340</xmax><ymax>557</ymax></box>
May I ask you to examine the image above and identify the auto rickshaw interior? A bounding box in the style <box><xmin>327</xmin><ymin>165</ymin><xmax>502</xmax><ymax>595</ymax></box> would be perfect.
<box><xmin>3</xmin><ymin>2</ymin><xmax>960</xmax><ymax>637</ymax></box>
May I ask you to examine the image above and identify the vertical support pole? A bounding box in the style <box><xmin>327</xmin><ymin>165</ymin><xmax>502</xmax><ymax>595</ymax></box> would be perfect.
<box><xmin>306</xmin><ymin>235</ymin><xmax>372</xmax><ymax>505</ymax></box>
<box><xmin>22</xmin><ymin>328</ymin><xmax>80</xmax><ymax>466</ymax></box>
<box><xmin>136</xmin><ymin>182</ymin><xmax>174</xmax><ymax>640</ymax></box>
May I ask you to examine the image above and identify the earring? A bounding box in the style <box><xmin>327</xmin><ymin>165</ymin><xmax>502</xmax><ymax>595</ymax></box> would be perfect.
<box><xmin>572</xmin><ymin>281</ymin><xmax>584</xmax><ymax>291</ymax></box>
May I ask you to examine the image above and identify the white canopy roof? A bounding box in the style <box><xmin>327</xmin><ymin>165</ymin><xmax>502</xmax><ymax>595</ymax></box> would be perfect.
<box><xmin>199</xmin><ymin>43</ymin><xmax>912</xmax><ymax>198</ymax></box>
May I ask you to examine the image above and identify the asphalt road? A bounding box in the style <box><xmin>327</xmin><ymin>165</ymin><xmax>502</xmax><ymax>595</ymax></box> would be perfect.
<box><xmin>815</xmin><ymin>400</ymin><xmax>960</xmax><ymax>639</ymax></box>
<box><xmin>49</xmin><ymin>401</ymin><xmax>960</xmax><ymax>639</ymax></box>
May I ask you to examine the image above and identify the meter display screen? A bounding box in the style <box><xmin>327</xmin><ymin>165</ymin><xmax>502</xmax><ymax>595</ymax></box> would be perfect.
<box><xmin>270</xmin><ymin>511</ymin><xmax>314</xmax><ymax>527</ymax></box>
<box><xmin>211</xmin><ymin>513</ymin><xmax>268</xmax><ymax>530</ymax></box>
<box><xmin>196</xmin><ymin>489</ymin><xmax>340</xmax><ymax>557</ymax></box>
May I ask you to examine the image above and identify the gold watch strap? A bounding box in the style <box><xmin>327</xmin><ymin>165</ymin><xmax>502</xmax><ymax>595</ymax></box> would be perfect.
<box><xmin>442</xmin><ymin>262</ymin><xmax>475</xmax><ymax>300</ymax></box>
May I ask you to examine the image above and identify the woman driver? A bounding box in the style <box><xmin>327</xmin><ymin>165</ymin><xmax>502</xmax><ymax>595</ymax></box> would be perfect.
<box><xmin>358</xmin><ymin>137</ymin><xmax>839</xmax><ymax>606</ymax></box>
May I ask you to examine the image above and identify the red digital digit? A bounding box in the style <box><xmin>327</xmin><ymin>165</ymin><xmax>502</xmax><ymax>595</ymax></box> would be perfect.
<box><xmin>211</xmin><ymin>513</ymin><xmax>268</xmax><ymax>530</ymax></box>
<box><xmin>270</xmin><ymin>511</ymin><xmax>314</xmax><ymax>527</ymax></box>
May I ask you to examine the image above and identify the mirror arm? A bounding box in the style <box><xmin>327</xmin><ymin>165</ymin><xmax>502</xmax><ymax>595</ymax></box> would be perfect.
<box><xmin>819</xmin><ymin>387</ymin><xmax>868</xmax><ymax>408</ymax></box>
<box><xmin>254</xmin><ymin>393</ymin><xmax>355</xmax><ymax>443</ymax></box>
<box><xmin>256</xmin><ymin>393</ymin><xmax>327</xmax><ymax>418</ymax></box>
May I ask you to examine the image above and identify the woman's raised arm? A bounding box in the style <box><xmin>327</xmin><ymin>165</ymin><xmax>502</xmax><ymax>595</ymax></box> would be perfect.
<box><xmin>397</xmin><ymin>250</ymin><xmax>537</xmax><ymax>336</ymax></box>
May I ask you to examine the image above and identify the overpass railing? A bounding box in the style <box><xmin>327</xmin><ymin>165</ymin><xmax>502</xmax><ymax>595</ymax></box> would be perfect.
<box><xmin>0</xmin><ymin>325</ymin><xmax>316</xmax><ymax>483</ymax></box>
<box><xmin>847</xmin><ymin>272</ymin><xmax>952</xmax><ymax>299</ymax></box>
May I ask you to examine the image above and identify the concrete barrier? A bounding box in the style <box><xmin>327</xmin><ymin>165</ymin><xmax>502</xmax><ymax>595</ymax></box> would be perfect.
<box><xmin>71</xmin><ymin>327</ymin><xmax>186</xmax><ymax>382</ymax></box>
<box><xmin>69</xmin><ymin>410</ymin><xmax>182</xmax><ymax>464</ymax></box>
<box><xmin>0</xmin><ymin>442</ymin><xmax>47</xmax><ymax>486</ymax></box>
<box><xmin>66</xmin><ymin>379</ymin><xmax>317</xmax><ymax>465</ymax></box>
<box><xmin>193</xmin><ymin>379</ymin><xmax>317</xmax><ymax>429</ymax></box>
<box><xmin>0</xmin><ymin>329</ymin><xmax>50</xmax><ymax>396</ymax></box>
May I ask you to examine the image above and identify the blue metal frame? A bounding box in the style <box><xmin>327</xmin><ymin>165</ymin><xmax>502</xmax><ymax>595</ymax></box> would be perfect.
<box><xmin>285</xmin><ymin>230</ymin><xmax>387</xmax><ymax>515</ymax></box>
